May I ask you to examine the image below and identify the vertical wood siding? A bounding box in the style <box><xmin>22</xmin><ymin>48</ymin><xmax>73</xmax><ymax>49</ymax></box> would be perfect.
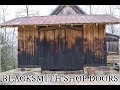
<box><xmin>18</xmin><ymin>25</ymin><xmax>84</xmax><ymax>70</ymax></box>
<box><xmin>84</xmin><ymin>24</ymin><xmax>107</xmax><ymax>66</ymax></box>
<box><xmin>18</xmin><ymin>25</ymin><xmax>39</xmax><ymax>68</ymax></box>
<box><xmin>38</xmin><ymin>26</ymin><xmax>83</xmax><ymax>70</ymax></box>
<box><xmin>18</xmin><ymin>24</ymin><xmax>107</xmax><ymax>70</ymax></box>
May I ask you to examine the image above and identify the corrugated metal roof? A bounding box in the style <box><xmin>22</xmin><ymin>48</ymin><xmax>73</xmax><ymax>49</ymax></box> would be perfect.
<box><xmin>0</xmin><ymin>15</ymin><xmax>120</xmax><ymax>27</ymax></box>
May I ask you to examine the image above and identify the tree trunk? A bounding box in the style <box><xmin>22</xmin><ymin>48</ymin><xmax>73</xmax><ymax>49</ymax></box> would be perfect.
<box><xmin>89</xmin><ymin>5</ymin><xmax>92</xmax><ymax>14</ymax></box>
<box><xmin>26</xmin><ymin>5</ymin><xmax>29</xmax><ymax>17</ymax></box>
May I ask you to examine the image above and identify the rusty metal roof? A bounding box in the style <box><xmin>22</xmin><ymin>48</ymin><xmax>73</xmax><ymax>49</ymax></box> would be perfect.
<box><xmin>0</xmin><ymin>15</ymin><xmax>120</xmax><ymax>27</ymax></box>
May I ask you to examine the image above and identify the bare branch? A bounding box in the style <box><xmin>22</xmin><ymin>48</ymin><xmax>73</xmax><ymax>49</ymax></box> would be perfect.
<box><xmin>16</xmin><ymin>5</ymin><xmax>41</xmax><ymax>17</ymax></box>
<box><xmin>116</xmin><ymin>5</ymin><xmax>120</xmax><ymax>10</ymax></box>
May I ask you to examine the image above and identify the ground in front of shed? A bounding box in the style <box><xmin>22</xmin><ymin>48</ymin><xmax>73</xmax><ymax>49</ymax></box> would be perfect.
<box><xmin>0</xmin><ymin>66</ymin><xmax>120</xmax><ymax>85</ymax></box>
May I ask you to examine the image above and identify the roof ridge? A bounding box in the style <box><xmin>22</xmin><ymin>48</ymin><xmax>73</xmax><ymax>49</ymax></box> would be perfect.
<box><xmin>50</xmin><ymin>5</ymin><xmax>86</xmax><ymax>15</ymax></box>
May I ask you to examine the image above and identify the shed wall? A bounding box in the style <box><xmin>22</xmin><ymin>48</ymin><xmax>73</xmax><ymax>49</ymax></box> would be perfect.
<box><xmin>18</xmin><ymin>25</ymin><xmax>84</xmax><ymax>70</ymax></box>
<box><xmin>18</xmin><ymin>24</ymin><xmax>107</xmax><ymax>69</ymax></box>
<box><xmin>83</xmin><ymin>24</ymin><xmax>107</xmax><ymax>66</ymax></box>
<box><xmin>18</xmin><ymin>25</ymin><xmax>39</xmax><ymax>68</ymax></box>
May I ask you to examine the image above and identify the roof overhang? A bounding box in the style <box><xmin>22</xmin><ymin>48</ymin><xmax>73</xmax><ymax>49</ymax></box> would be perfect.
<box><xmin>0</xmin><ymin>15</ymin><xmax>120</xmax><ymax>28</ymax></box>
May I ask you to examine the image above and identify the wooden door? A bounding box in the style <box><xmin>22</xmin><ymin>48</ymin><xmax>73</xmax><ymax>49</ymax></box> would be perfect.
<box><xmin>38</xmin><ymin>27</ymin><xmax>83</xmax><ymax>71</ymax></box>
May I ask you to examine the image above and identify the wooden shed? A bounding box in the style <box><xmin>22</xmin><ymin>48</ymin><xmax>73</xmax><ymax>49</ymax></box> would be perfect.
<box><xmin>0</xmin><ymin>6</ymin><xmax>120</xmax><ymax>71</ymax></box>
<box><xmin>106</xmin><ymin>33</ymin><xmax>119</xmax><ymax>55</ymax></box>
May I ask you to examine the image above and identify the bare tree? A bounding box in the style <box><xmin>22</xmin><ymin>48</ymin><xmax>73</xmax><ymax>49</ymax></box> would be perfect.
<box><xmin>87</xmin><ymin>5</ymin><xmax>100</xmax><ymax>14</ymax></box>
<box><xmin>116</xmin><ymin>5</ymin><xmax>120</xmax><ymax>37</ymax></box>
<box><xmin>0</xmin><ymin>6</ymin><xmax>8</xmax><ymax>72</ymax></box>
<box><xmin>116</xmin><ymin>5</ymin><xmax>120</xmax><ymax>17</ymax></box>
<box><xmin>0</xmin><ymin>5</ymin><xmax>18</xmax><ymax>72</ymax></box>
<box><xmin>89</xmin><ymin>5</ymin><xmax>92</xmax><ymax>14</ymax></box>
<box><xmin>16</xmin><ymin>5</ymin><xmax>40</xmax><ymax>17</ymax></box>
<box><xmin>0</xmin><ymin>7</ymin><xmax>1</xmax><ymax>73</ymax></box>
<box><xmin>15</xmin><ymin>5</ymin><xmax>30</xmax><ymax>17</ymax></box>
<box><xmin>0</xmin><ymin>33</ymin><xmax>1</xmax><ymax>72</ymax></box>
<box><xmin>105</xmin><ymin>5</ymin><xmax>118</xmax><ymax>34</ymax></box>
<box><xmin>26</xmin><ymin>5</ymin><xmax>29</xmax><ymax>17</ymax></box>
<box><xmin>0</xmin><ymin>6</ymin><xmax>8</xmax><ymax>39</ymax></box>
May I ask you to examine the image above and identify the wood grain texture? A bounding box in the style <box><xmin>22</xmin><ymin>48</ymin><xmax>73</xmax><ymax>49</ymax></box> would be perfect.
<box><xmin>18</xmin><ymin>24</ymin><xmax>107</xmax><ymax>69</ymax></box>
<box><xmin>83</xmin><ymin>24</ymin><xmax>106</xmax><ymax>66</ymax></box>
